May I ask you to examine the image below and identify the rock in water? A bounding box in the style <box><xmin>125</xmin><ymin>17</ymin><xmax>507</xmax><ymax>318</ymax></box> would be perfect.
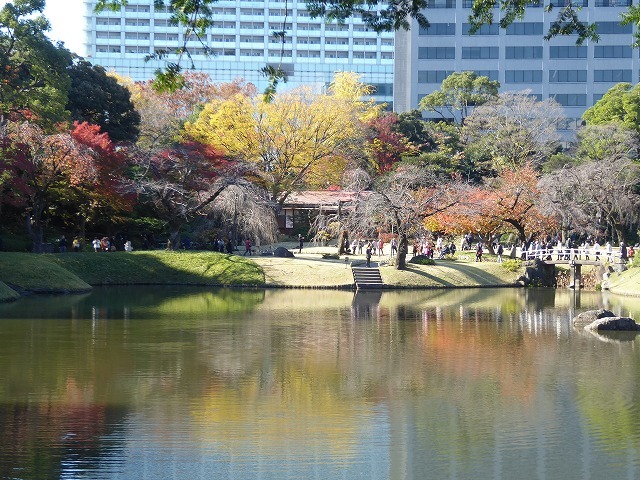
<box><xmin>585</xmin><ymin>316</ymin><xmax>640</xmax><ymax>332</ymax></box>
<box><xmin>573</xmin><ymin>309</ymin><xmax>616</xmax><ymax>328</ymax></box>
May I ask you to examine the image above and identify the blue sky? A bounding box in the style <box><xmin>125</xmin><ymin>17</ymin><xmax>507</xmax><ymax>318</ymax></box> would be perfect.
<box><xmin>1</xmin><ymin>0</ymin><xmax>85</xmax><ymax>55</ymax></box>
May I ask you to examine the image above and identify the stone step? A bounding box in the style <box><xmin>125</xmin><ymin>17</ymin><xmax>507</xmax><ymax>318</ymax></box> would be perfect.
<box><xmin>352</xmin><ymin>267</ymin><xmax>383</xmax><ymax>289</ymax></box>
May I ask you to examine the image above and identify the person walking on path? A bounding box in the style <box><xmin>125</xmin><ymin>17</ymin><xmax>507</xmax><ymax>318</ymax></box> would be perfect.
<box><xmin>475</xmin><ymin>242</ymin><xmax>483</xmax><ymax>262</ymax></box>
<box><xmin>391</xmin><ymin>237</ymin><xmax>398</xmax><ymax>257</ymax></box>
<box><xmin>496</xmin><ymin>243</ymin><xmax>503</xmax><ymax>263</ymax></box>
<box><xmin>244</xmin><ymin>238</ymin><xmax>252</xmax><ymax>256</ymax></box>
<box><xmin>366</xmin><ymin>241</ymin><xmax>373</xmax><ymax>267</ymax></box>
<box><xmin>58</xmin><ymin>235</ymin><xmax>67</xmax><ymax>253</ymax></box>
<box><xmin>72</xmin><ymin>237</ymin><xmax>81</xmax><ymax>252</ymax></box>
<box><xmin>620</xmin><ymin>241</ymin><xmax>628</xmax><ymax>262</ymax></box>
<box><xmin>298</xmin><ymin>234</ymin><xmax>304</xmax><ymax>254</ymax></box>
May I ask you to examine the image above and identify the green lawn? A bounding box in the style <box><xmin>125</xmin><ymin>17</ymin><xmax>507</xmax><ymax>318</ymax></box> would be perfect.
<box><xmin>607</xmin><ymin>266</ymin><xmax>640</xmax><ymax>297</ymax></box>
<box><xmin>0</xmin><ymin>251</ymin><xmax>264</xmax><ymax>300</ymax></box>
<box><xmin>381</xmin><ymin>258</ymin><xmax>524</xmax><ymax>288</ymax></box>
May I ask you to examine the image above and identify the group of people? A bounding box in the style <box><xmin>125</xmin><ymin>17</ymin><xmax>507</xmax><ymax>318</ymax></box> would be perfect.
<box><xmin>345</xmin><ymin>238</ymin><xmax>387</xmax><ymax>256</ymax></box>
<box><xmin>522</xmin><ymin>237</ymin><xmax>637</xmax><ymax>263</ymax></box>
<box><xmin>91</xmin><ymin>237</ymin><xmax>133</xmax><ymax>252</ymax></box>
<box><xmin>58</xmin><ymin>235</ymin><xmax>135</xmax><ymax>252</ymax></box>
<box><xmin>412</xmin><ymin>236</ymin><xmax>457</xmax><ymax>259</ymax></box>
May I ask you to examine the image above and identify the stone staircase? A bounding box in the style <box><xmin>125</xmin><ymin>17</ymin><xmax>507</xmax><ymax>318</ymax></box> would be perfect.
<box><xmin>351</xmin><ymin>267</ymin><xmax>384</xmax><ymax>289</ymax></box>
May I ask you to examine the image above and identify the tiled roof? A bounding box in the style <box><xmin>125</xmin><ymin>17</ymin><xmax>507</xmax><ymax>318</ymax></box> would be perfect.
<box><xmin>284</xmin><ymin>190</ymin><xmax>361</xmax><ymax>207</ymax></box>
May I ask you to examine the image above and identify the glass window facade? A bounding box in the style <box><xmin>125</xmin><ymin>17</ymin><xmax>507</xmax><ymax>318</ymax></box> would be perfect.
<box><xmin>594</xmin><ymin>69</ymin><xmax>632</xmax><ymax>82</ymax></box>
<box><xmin>505</xmin><ymin>70</ymin><xmax>543</xmax><ymax>83</ymax></box>
<box><xmin>549</xmin><ymin>46</ymin><xmax>587</xmax><ymax>59</ymax></box>
<box><xmin>462</xmin><ymin>47</ymin><xmax>499</xmax><ymax>59</ymax></box>
<box><xmin>594</xmin><ymin>45</ymin><xmax>632</xmax><ymax>58</ymax></box>
<box><xmin>549</xmin><ymin>70</ymin><xmax>587</xmax><ymax>83</ymax></box>
<box><xmin>419</xmin><ymin>23</ymin><xmax>456</xmax><ymax>35</ymax></box>
<box><xmin>418</xmin><ymin>47</ymin><xmax>456</xmax><ymax>59</ymax></box>
<box><xmin>505</xmin><ymin>46</ymin><xmax>543</xmax><ymax>59</ymax></box>
<box><xmin>505</xmin><ymin>22</ymin><xmax>543</xmax><ymax>35</ymax></box>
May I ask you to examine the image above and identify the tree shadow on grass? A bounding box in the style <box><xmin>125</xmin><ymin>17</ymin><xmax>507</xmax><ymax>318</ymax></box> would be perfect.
<box><xmin>402</xmin><ymin>265</ymin><xmax>455</xmax><ymax>287</ymax></box>
<box><xmin>437</xmin><ymin>261</ymin><xmax>510</xmax><ymax>285</ymax></box>
<box><xmin>404</xmin><ymin>261</ymin><xmax>512</xmax><ymax>287</ymax></box>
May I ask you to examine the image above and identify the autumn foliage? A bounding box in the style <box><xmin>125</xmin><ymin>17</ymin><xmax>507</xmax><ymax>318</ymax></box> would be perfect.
<box><xmin>429</xmin><ymin>164</ymin><xmax>557</xmax><ymax>244</ymax></box>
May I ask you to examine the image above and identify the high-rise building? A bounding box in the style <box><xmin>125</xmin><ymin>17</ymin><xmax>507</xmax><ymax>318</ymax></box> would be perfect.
<box><xmin>394</xmin><ymin>0</ymin><xmax>637</xmax><ymax>131</ymax></box>
<box><xmin>83</xmin><ymin>0</ymin><xmax>394</xmax><ymax>106</ymax></box>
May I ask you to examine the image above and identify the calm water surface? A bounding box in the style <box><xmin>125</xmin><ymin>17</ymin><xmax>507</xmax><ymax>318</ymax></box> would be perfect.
<box><xmin>1</xmin><ymin>287</ymin><xmax>640</xmax><ymax>479</ymax></box>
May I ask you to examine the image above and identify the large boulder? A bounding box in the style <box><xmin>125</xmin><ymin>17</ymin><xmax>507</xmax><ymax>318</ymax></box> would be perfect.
<box><xmin>585</xmin><ymin>316</ymin><xmax>640</xmax><ymax>332</ymax></box>
<box><xmin>274</xmin><ymin>246</ymin><xmax>295</xmax><ymax>258</ymax></box>
<box><xmin>573</xmin><ymin>309</ymin><xmax>616</xmax><ymax>328</ymax></box>
<box><xmin>516</xmin><ymin>258</ymin><xmax>555</xmax><ymax>287</ymax></box>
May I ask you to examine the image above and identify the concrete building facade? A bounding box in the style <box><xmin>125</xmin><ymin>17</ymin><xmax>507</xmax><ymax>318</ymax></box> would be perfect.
<box><xmin>394</xmin><ymin>0</ymin><xmax>637</xmax><ymax>131</ymax></box>
<box><xmin>82</xmin><ymin>0</ymin><xmax>395</xmax><ymax>105</ymax></box>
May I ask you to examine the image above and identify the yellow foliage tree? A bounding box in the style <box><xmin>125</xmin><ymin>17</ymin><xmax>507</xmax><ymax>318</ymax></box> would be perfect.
<box><xmin>185</xmin><ymin>73</ymin><xmax>381</xmax><ymax>205</ymax></box>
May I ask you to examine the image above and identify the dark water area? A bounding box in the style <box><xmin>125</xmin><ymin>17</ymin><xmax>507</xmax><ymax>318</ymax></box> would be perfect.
<box><xmin>0</xmin><ymin>287</ymin><xmax>640</xmax><ymax>479</ymax></box>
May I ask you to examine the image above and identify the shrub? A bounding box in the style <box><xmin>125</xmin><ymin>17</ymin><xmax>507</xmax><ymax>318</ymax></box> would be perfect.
<box><xmin>501</xmin><ymin>259</ymin><xmax>522</xmax><ymax>272</ymax></box>
<box><xmin>409</xmin><ymin>255</ymin><xmax>435</xmax><ymax>266</ymax></box>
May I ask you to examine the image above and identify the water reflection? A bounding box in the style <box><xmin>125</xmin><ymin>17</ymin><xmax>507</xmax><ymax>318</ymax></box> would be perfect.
<box><xmin>0</xmin><ymin>287</ymin><xmax>639</xmax><ymax>479</ymax></box>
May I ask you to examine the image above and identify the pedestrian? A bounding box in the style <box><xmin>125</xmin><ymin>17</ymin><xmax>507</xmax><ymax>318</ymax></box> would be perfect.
<box><xmin>475</xmin><ymin>242</ymin><xmax>483</xmax><ymax>262</ymax></box>
<box><xmin>496</xmin><ymin>243</ymin><xmax>503</xmax><ymax>263</ymax></box>
<box><xmin>58</xmin><ymin>235</ymin><xmax>67</xmax><ymax>253</ymax></box>
<box><xmin>366</xmin><ymin>241</ymin><xmax>373</xmax><ymax>267</ymax></box>
<box><xmin>226</xmin><ymin>239</ymin><xmax>234</xmax><ymax>254</ymax></box>
<box><xmin>298</xmin><ymin>234</ymin><xmax>304</xmax><ymax>254</ymax></box>
<box><xmin>378</xmin><ymin>238</ymin><xmax>384</xmax><ymax>256</ymax></box>
<box><xmin>391</xmin><ymin>237</ymin><xmax>398</xmax><ymax>256</ymax></box>
<box><xmin>244</xmin><ymin>238</ymin><xmax>252</xmax><ymax>256</ymax></box>
<box><xmin>124</xmin><ymin>240</ymin><xmax>133</xmax><ymax>252</ymax></box>
<box><xmin>92</xmin><ymin>237</ymin><xmax>100</xmax><ymax>252</ymax></box>
<box><xmin>72</xmin><ymin>237</ymin><xmax>81</xmax><ymax>252</ymax></box>
<box><xmin>620</xmin><ymin>241</ymin><xmax>628</xmax><ymax>262</ymax></box>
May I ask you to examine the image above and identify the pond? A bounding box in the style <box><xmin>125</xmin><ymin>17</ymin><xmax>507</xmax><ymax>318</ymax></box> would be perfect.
<box><xmin>0</xmin><ymin>287</ymin><xmax>640</xmax><ymax>479</ymax></box>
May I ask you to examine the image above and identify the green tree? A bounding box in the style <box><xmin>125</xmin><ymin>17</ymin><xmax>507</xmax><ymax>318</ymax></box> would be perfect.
<box><xmin>0</xmin><ymin>0</ymin><xmax>71</xmax><ymax>128</ymax></box>
<box><xmin>582</xmin><ymin>83</ymin><xmax>640</xmax><ymax>135</ymax></box>
<box><xmin>67</xmin><ymin>61</ymin><xmax>141</xmax><ymax>143</ymax></box>
<box><xmin>392</xmin><ymin>110</ymin><xmax>436</xmax><ymax>152</ymax></box>
<box><xmin>576</xmin><ymin>123</ymin><xmax>640</xmax><ymax>164</ymax></box>
<box><xmin>463</xmin><ymin>92</ymin><xmax>564</xmax><ymax>171</ymax></box>
<box><xmin>418</xmin><ymin>72</ymin><xmax>499</xmax><ymax>127</ymax></box>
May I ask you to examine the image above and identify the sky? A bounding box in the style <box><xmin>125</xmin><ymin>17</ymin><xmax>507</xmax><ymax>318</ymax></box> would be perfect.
<box><xmin>0</xmin><ymin>0</ymin><xmax>86</xmax><ymax>55</ymax></box>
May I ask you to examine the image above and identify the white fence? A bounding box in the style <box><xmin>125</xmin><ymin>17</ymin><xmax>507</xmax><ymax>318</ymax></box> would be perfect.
<box><xmin>520</xmin><ymin>247</ymin><xmax>625</xmax><ymax>264</ymax></box>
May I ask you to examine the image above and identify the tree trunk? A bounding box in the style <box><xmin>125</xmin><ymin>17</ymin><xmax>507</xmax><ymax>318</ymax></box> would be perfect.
<box><xmin>338</xmin><ymin>230</ymin><xmax>349</xmax><ymax>255</ymax></box>
<box><xmin>396</xmin><ymin>233</ymin><xmax>408</xmax><ymax>270</ymax></box>
<box><xmin>79</xmin><ymin>215</ymin><xmax>87</xmax><ymax>249</ymax></box>
<box><xmin>27</xmin><ymin>202</ymin><xmax>46</xmax><ymax>253</ymax></box>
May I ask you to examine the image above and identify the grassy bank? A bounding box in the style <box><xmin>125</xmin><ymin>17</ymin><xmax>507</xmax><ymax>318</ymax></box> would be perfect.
<box><xmin>607</xmin><ymin>267</ymin><xmax>640</xmax><ymax>297</ymax></box>
<box><xmin>0</xmin><ymin>249</ymin><xmax>576</xmax><ymax>301</ymax></box>
<box><xmin>0</xmin><ymin>253</ymin><xmax>91</xmax><ymax>296</ymax></box>
<box><xmin>0</xmin><ymin>251</ymin><xmax>264</xmax><ymax>300</ymax></box>
<box><xmin>252</xmin><ymin>252</ymin><xmax>524</xmax><ymax>288</ymax></box>
<box><xmin>380</xmin><ymin>260</ymin><xmax>524</xmax><ymax>288</ymax></box>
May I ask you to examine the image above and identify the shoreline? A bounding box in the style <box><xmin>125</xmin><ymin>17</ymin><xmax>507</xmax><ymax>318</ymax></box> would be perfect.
<box><xmin>0</xmin><ymin>247</ymin><xmax>636</xmax><ymax>301</ymax></box>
